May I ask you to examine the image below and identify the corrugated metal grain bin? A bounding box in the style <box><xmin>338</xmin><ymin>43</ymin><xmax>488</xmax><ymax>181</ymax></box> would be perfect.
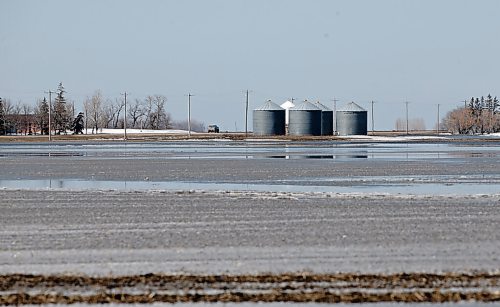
<box><xmin>336</xmin><ymin>102</ymin><xmax>367</xmax><ymax>135</ymax></box>
<box><xmin>288</xmin><ymin>100</ymin><xmax>322</xmax><ymax>136</ymax></box>
<box><xmin>253</xmin><ymin>100</ymin><xmax>286</xmax><ymax>135</ymax></box>
<box><xmin>313</xmin><ymin>101</ymin><xmax>333</xmax><ymax>136</ymax></box>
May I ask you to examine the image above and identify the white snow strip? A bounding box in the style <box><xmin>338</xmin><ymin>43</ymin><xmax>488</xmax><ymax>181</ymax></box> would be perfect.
<box><xmin>1</xmin><ymin>186</ymin><xmax>499</xmax><ymax>200</ymax></box>
<box><xmin>341</xmin><ymin>135</ymin><xmax>448</xmax><ymax>141</ymax></box>
<box><xmin>83</xmin><ymin>128</ymin><xmax>196</xmax><ymax>135</ymax></box>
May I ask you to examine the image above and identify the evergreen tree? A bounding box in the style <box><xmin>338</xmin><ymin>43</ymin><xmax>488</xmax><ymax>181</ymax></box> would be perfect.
<box><xmin>485</xmin><ymin>94</ymin><xmax>494</xmax><ymax>111</ymax></box>
<box><xmin>468</xmin><ymin>97</ymin><xmax>475</xmax><ymax>112</ymax></box>
<box><xmin>36</xmin><ymin>97</ymin><xmax>50</xmax><ymax>135</ymax></box>
<box><xmin>53</xmin><ymin>82</ymin><xmax>70</xmax><ymax>134</ymax></box>
<box><xmin>72</xmin><ymin>112</ymin><xmax>85</xmax><ymax>134</ymax></box>
<box><xmin>474</xmin><ymin>98</ymin><xmax>481</xmax><ymax>114</ymax></box>
<box><xmin>0</xmin><ymin>98</ymin><xmax>5</xmax><ymax>135</ymax></box>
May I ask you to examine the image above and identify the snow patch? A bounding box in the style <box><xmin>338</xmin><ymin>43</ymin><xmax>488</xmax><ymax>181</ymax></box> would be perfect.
<box><xmin>84</xmin><ymin>128</ymin><xmax>195</xmax><ymax>135</ymax></box>
<box><xmin>341</xmin><ymin>135</ymin><xmax>447</xmax><ymax>141</ymax></box>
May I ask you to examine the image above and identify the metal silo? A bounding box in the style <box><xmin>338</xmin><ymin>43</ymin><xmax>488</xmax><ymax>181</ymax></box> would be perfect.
<box><xmin>313</xmin><ymin>101</ymin><xmax>333</xmax><ymax>136</ymax></box>
<box><xmin>253</xmin><ymin>100</ymin><xmax>286</xmax><ymax>135</ymax></box>
<box><xmin>336</xmin><ymin>102</ymin><xmax>368</xmax><ymax>135</ymax></box>
<box><xmin>288</xmin><ymin>100</ymin><xmax>322</xmax><ymax>136</ymax></box>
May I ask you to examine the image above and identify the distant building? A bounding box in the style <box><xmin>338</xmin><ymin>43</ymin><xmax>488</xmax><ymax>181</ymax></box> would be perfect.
<box><xmin>4</xmin><ymin>114</ymin><xmax>37</xmax><ymax>135</ymax></box>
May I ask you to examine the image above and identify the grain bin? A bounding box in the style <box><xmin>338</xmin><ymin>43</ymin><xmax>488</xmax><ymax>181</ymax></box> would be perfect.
<box><xmin>313</xmin><ymin>101</ymin><xmax>333</xmax><ymax>135</ymax></box>
<box><xmin>336</xmin><ymin>102</ymin><xmax>368</xmax><ymax>135</ymax></box>
<box><xmin>253</xmin><ymin>100</ymin><xmax>286</xmax><ymax>135</ymax></box>
<box><xmin>288</xmin><ymin>100</ymin><xmax>322</xmax><ymax>136</ymax></box>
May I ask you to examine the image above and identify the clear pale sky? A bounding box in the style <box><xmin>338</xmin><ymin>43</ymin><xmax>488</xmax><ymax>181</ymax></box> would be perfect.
<box><xmin>1</xmin><ymin>0</ymin><xmax>499</xmax><ymax>131</ymax></box>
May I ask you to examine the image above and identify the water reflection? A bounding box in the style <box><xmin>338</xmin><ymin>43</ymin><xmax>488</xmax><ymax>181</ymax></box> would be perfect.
<box><xmin>0</xmin><ymin>178</ymin><xmax>498</xmax><ymax>195</ymax></box>
<box><xmin>0</xmin><ymin>152</ymin><xmax>85</xmax><ymax>157</ymax></box>
<box><xmin>264</xmin><ymin>154</ymin><xmax>368</xmax><ymax>159</ymax></box>
<box><xmin>0</xmin><ymin>142</ymin><xmax>498</xmax><ymax>161</ymax></box>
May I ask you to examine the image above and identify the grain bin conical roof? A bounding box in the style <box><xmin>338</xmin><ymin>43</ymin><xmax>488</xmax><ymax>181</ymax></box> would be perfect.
<box><xmin>254</xmin><ymin>100</ymin><xmax>283</xmax><ymax>111</ymax></box>
<box><xmin>337</xmin><ymin>101</ymin><xmax>366</xmax><ymax>112</ymax></box>
<box><xmin>280</xmin><ymin>100</ymin><xmax>295</xmax><ymax>109</ymax></box>
<box><xmin>313</xmin><ymin>101</ymin><xmax>332</xmax><ymax>111</ymax></box>
<box><xmin>290</xmin><ymin>100</ymin><xmax>321</xmax><ymax>111</ymax></box>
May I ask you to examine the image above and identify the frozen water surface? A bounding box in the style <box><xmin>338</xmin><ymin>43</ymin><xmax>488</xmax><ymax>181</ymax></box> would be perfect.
<box><xmin>1</xmin><ymin>138</ymin><xmax>499</xmax><ymax>306</ymax></box>
<box><xmin>1</xmin><ymin>139</ymin><xmax>499</xmax><ymax>194</ymax></box>
<box><xmin>0</xmin><ymin>177</ymin><xmax>499</xmax><ymax>195</ymax></box>
<box><xmin>0</xmin><ymin>140</ymin><xmax>499</xmax><ymax>160</ymax></box>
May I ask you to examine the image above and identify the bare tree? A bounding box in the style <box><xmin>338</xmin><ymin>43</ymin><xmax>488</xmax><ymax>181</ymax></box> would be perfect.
<box><xmin>153</xmin><ymin>94</ymin><xmax>168</xmax><ymax>129</ymax></box>
<box><xmin>21</xmin><ymin>103</ymin><xmax>33</xmax><ymax>135</ymax></box>
<box><xmin>409</xmin><ymin>118</ymin><xmax>426</xmax><ymax>131</ymax></box>
<box><xmin>444</xmin><ymin>105</ymin><xmax>500</xmax><ymax>134</ymax></box>
<box><xmin>147</xmin><ymin>95</ymin><xmax>170</xmax><ymax>129</ymax></box>
<box><xmin>8</xmin><ymin>101</ymin><xmax>22</xmax><ymax>134</ymax></box>
<box><xmin>85</xmin><ymin>90</ymin><xmax>104</xmax><ymax>133</ymax></box>
<box><xmin>113</xmin><ymin>97</ymin><xmax>125</xmax><ymax>128</ymax></box>
<box><xmin>395</xmin><ymin>117</ymin><xmax>426</xmax><ymax>131</ymax></box>
<box><xmin>102</xmin><ymin>98</ymin><xmax>125</xmax><ymax>129</ymax></box>
<box><xmin>394</xmin><ymin>118</ymin><xmax>405</xmax><ymax>131</ymax></box>
<box><xmin>143</xmin><ymin>95</ymin><xmax>154</xmax><ymax>129</ymax></box>
<box><xmin>2</xmin><ymin>98</ymin><xmax>14</xmax><ymax>115</ymax></box>
<box><xmin>0</xmin><ymin>98</ymin><xmax>16</xmax><ymax>134</ymax></box>
<box><xmin>101</xmin><ymin>99</ymin><xmax>114</xmax><ymax>129</ymax></box>
<box><xmin>128</xmin><ymin>98</ymin><xmax>145</xmax><ymax>129</ymax></box>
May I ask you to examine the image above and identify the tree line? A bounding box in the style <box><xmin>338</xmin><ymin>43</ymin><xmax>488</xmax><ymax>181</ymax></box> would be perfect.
<box><xmin>0</xmin><ymin>83</ymin><xmax>205</xmax><ymax>135</ymax></box>
<box><xmin>443</xmin><ymin>94</ymin><xmax>499</xmax><ymax>134</ymax></box>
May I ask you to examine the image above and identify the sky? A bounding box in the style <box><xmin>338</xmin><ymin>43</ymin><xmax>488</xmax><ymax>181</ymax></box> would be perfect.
<box><xmin>1</xmin><ymin>0</ymin><xmax>500</xmax><ymax>131</ymax></box>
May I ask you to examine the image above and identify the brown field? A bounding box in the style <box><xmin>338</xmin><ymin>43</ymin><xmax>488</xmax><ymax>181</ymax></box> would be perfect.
<box><xmin>1</xmin><ymin>272</ymin><xmax>499</xmax><ymax>304</ymax></box>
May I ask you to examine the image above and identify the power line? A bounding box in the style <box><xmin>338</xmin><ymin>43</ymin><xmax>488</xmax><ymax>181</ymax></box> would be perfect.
<box><xmin>121</xmin><ymin>92</ymin><xmax>129</xmax><ymax>140</ymax></box>
<box><xmin>44</xmin><ymin>90</ymin><xmax>56</xmax><ymax>141</ymax></box>
<box><xmin>332</xmin><ymin>97</ymin><xmax>339</xmax><ymax>135</ymax></box>
<box><xmin>244</xmin><ymin>90</ymin><xmax>252</xmax><ymax>136</ymax></box>
<box><xmin>405</xmin><ymin>101</ymin><xmax>410</xmax><ymax>135</ymax></box>
<box><xmin>371</xmin><ymin>100</ymin><xmax>376</xmax><ymax>133</ymax></box>
<box><xmin>437</xmin><ymin>104</ymin><xmax>440</xmax><ymax>135</ymax></box>
<box><xmin>187</xmin><ymin>93</ymin><xmax>194</xmax><ymax>137</ymax></box>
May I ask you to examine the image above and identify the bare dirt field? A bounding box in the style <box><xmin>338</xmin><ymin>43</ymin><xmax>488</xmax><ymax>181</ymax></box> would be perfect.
<box><xmin>1</xmin><ymin>139</ymin><xmax>499</xmax><ymax>305</ymax></box>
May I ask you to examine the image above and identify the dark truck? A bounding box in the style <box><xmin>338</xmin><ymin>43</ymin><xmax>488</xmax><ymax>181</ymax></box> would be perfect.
<box><xmin>208</xmin><ymin>125</ymin><xmax>219</xmax><ymax>133</ymax></box>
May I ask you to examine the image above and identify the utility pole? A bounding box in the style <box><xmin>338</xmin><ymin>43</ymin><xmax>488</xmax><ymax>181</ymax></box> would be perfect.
<box><xmin>121</xmin><ymin>92</ymin><xmax>128</xmax><ymax>140</ymax></box>
<box><xmin>44</xmin><ymin>90</ymin><xmax>55</xmax><ymax>141</ymax></box>
<box><xmin>405</xmin><ymin>101</ymin><xmax>410</xmax><ymax>135</ymax></box>
<box><xmin>437</xmin><ymin>104</ymin><xmax>440</xmax><ymax>135</ymax></box>
<box><xmin>187</xmin><ymin>93</ymin><xmax>193</xmax><ymax>137</ymax></box>
<box><xmin>245</xmin><ymin>89</ymin><xmax>249</xmax><ymax>137</ymax></box>
<box><xmin>371</xmin><ymin>100</ymin><xmax>375</xmax><ymax>133</ymax></box>
<box><xmin>0</xmin><ymin>97</ymin><xmax>3</xmax><ymax>135</ymax></box>
<box><xmin>332</xmin><ymin>97</ymin><xmax>339</xmax><ymax>135</ymax></box>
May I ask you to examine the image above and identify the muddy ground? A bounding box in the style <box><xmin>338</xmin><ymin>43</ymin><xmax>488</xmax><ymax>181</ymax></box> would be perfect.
<box><xmin>1</xmin><ymin>272</ymin><xmax>500</xmax><ymax>304</ymax></box>
<box><xmin>1</xmin><ymin>140</ymin><xmax>499</xmax><ymax>304</ymax></box>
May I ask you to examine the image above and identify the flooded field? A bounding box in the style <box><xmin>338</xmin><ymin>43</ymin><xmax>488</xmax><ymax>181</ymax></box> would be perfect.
<box><xmin>1</xmin><ymin>138</ymin><xmax>499</xmax><ymax>305</ymax></box>
<box><xmin>1</xmin><ymin>139</ymin><xmax>500</xmax><ymax>195</ymax></box>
